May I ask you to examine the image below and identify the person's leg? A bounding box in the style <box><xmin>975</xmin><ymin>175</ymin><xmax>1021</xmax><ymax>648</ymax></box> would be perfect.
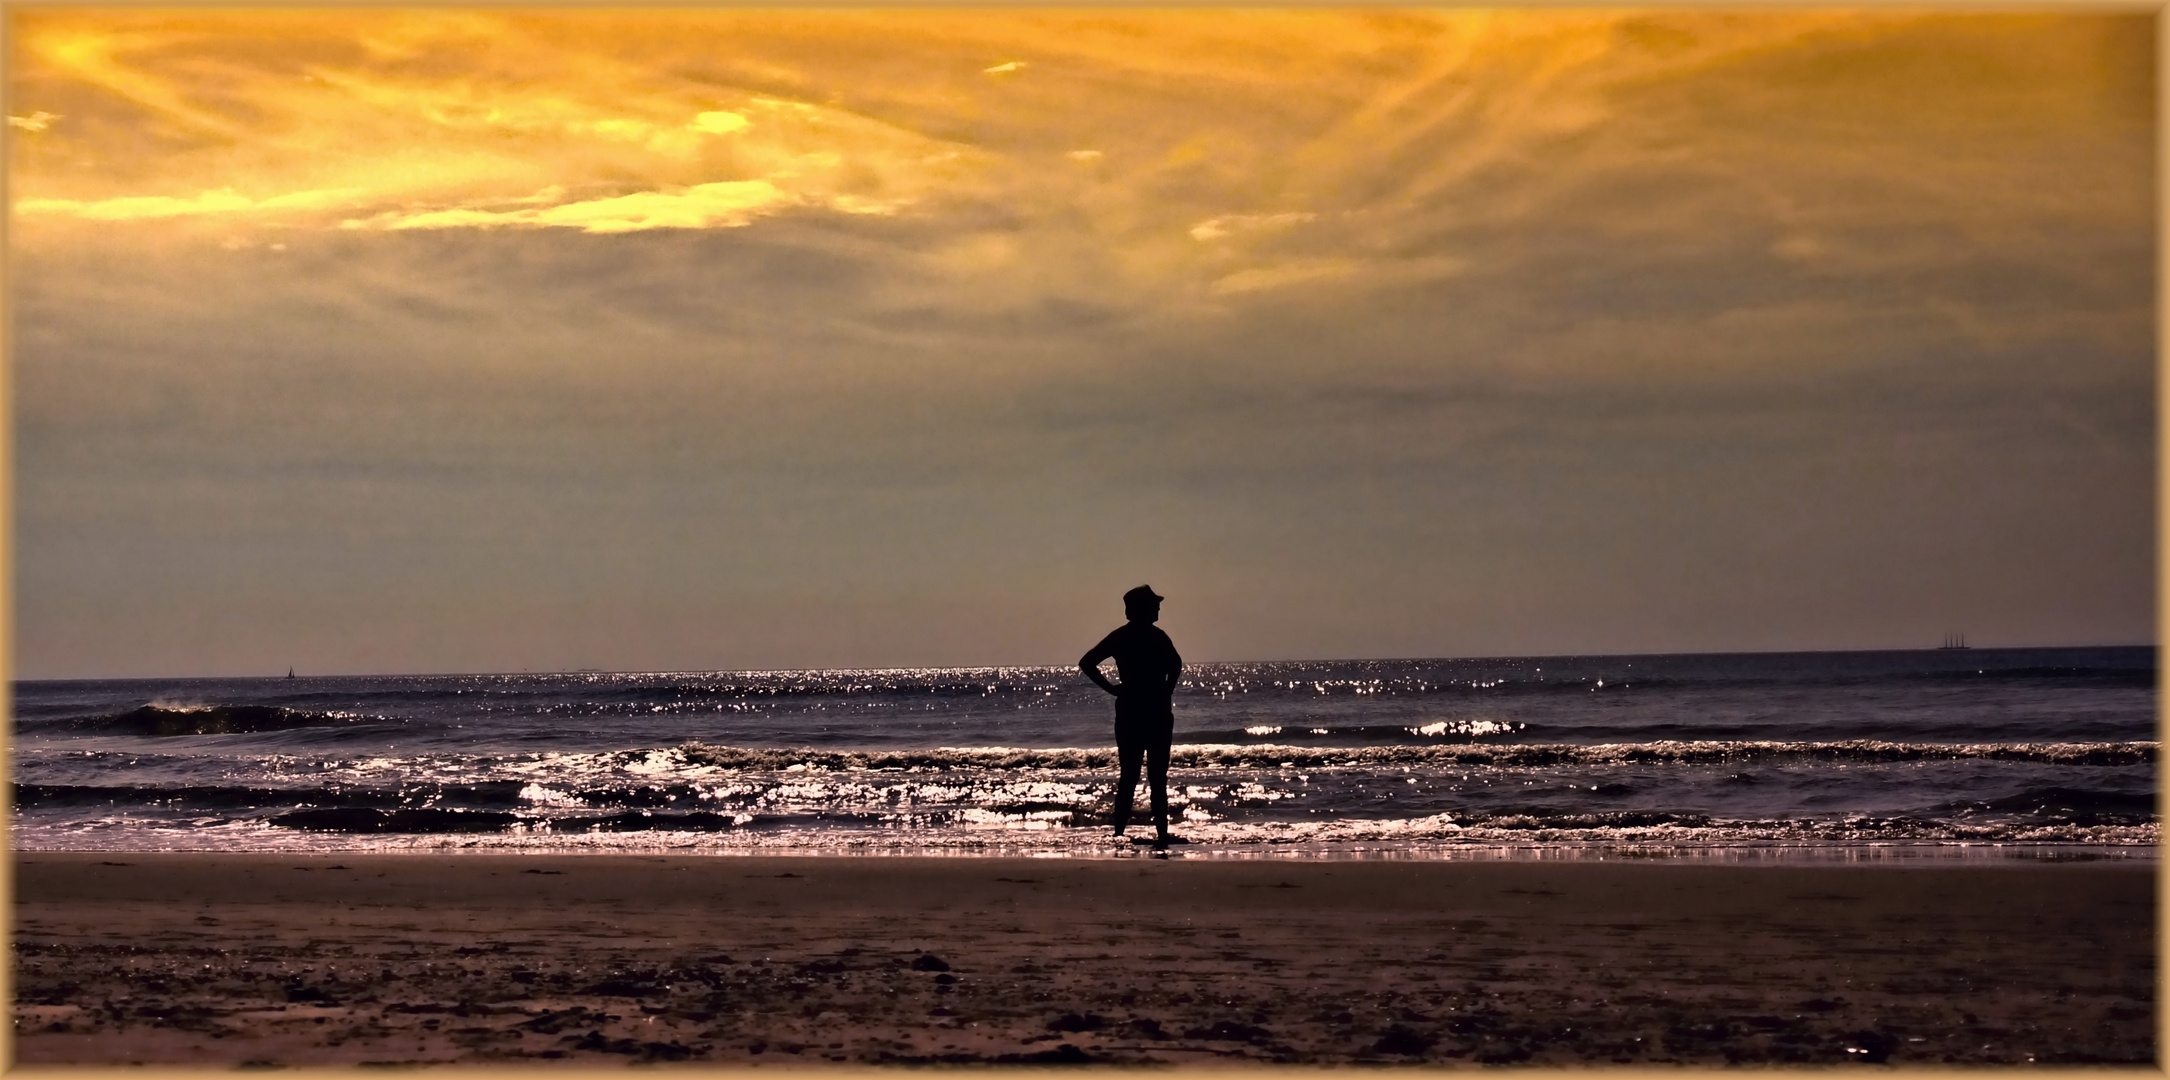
<box><xmin>1112</xmin><ymin>727</ymin><xmax>1143</xmax><ymax>835</ymax></box>
<box><xmin>1147</xmin><ymin>721</ymin><xmax>1172</xmax><ymax>839</ymax></box>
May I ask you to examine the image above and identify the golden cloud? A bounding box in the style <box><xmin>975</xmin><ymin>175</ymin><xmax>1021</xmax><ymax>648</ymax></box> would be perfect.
<box><xmin>9</xmin><ymin>12</ymin><xmax>989</xmax><ymax>236</ymax></box>
<box><xmin>8</xmin><ymin>10</ymin><xmax>2148</xmax><ymax>309</ymax></box>
<box><xmin>347</xmin><ymin>180</ymin><xmax>798</xmax><ymax>233</ymax></box>
<box><xmin>1210</xmin><ymin>259</ymin><xmax>1359</xmax><ymax>296</ymax></box>
<box><xmin>19</xmin><ymin>186</ymin><xmax>368</xmax><ymax>222</ymax></box>
<box><xmin>1189</xmin><ymin>213</ymin><xmax>1319</xmax><ymax>243</ymax></box>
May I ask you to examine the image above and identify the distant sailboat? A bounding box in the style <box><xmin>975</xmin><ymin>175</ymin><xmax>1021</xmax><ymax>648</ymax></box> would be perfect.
<box><xmin>1938</xmin><ymin>633</ymin><xmax>1970</xmax><ymax>650</ymax></box>
<box><xmin>286</xmin><ymin>667</ymin><xmax>297</xmax><ymax>679</ymax></box>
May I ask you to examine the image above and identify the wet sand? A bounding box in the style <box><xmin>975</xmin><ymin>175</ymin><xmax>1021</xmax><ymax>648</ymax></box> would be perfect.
<box><xmin>11</xmin><ymin>852</ymin><xmax>2154</xmax><ymax>1066</ymax></box>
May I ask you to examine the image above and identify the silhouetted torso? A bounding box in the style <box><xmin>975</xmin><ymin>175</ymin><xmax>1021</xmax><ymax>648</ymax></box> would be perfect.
<box><xmin>1082</xmin><ymin>622</ymin><xmax>1182</xmax><ymax>710</ymax></box>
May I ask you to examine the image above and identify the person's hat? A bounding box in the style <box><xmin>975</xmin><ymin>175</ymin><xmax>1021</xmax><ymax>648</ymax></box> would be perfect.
<box><xmin>1123</xmin><ymin>585</ymin><xmax>1164</xmax><ymax>605</ymax></box>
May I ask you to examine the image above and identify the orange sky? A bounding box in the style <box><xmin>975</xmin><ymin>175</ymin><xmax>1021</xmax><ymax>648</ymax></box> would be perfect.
<box><xmin>8</xmin><ymin>11</ymin><xmax>2156</xmax><ymax>676</ymax></box>
<box><xmin>16</xmin><ymin>11</ymin><xmax>2149</xmax><ymax>316</ymax></box>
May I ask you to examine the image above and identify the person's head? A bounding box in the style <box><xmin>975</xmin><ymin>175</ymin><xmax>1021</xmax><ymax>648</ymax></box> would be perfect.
<box><xmin>1123</xmin><ymin>585</ymin><xmax>1163</xmax><ymax>623</ymax></box>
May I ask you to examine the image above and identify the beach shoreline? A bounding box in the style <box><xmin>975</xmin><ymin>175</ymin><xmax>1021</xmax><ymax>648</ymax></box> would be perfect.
<box><xmin>10</xmin><ymin>839</ymin><xmax>2155</xmax><ymax>864</ymax></box>
<box><xmin>13</xmin><ymin>851</ymin><xmax>2154</xmax><ymax>1066</ymax></box>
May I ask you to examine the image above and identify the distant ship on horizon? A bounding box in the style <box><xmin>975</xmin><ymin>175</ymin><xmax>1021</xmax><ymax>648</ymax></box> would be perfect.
<box><xmin>1938</xmin><ymin>633</ymin><xmax>1971</xmax><ymax>650</ymax></box>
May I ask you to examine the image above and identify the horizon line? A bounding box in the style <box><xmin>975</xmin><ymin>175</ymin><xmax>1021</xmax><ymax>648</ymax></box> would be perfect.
<box><xmin>11</xmin><ymin>641</ymin><xmax>2156</xmax><ymax>684</ymax></box>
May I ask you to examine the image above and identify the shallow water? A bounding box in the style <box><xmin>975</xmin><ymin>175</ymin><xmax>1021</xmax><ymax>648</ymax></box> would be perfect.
<box><xmin>12</xmin><ymin>646</ymin><xmax>2154</xmax><ymax>859</ymax></box>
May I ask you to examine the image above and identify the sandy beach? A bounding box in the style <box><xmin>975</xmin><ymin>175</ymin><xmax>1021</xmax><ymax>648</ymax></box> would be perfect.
<box><xmin>11</xmin><ymin>852</ymin><xmax>2154</xmax><ymax>1067</ymax></box>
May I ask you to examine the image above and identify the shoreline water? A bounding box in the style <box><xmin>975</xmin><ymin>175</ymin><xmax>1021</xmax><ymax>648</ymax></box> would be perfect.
<box><xmin>11</xmin><ymin>838</ymin><xmax>2155</xmax><ymax>864</ymax></box>
<box><xmin>16</xmin><ymin>647</ymin><xmax>2154</xmax><ymax>859</ymax></box>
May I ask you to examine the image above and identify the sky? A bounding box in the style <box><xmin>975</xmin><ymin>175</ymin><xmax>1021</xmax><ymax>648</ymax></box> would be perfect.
<box><xmin>9</xmin><ymin>9</ymin><xmax>2156</xmax><ymax>678</ymax></box>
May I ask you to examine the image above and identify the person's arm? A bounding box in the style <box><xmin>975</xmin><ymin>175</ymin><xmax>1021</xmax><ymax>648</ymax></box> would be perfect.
<box><xmin>1080</xmin><ymin>631</ymin><xmax>1121</xmax><ymax>697</ymax></box>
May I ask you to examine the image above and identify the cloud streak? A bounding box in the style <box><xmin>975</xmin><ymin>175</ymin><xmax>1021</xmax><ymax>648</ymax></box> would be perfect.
<box><xmin>12</xmin><ymin>14</ymin><xmax>982</xmax><ymax>242</ymax></box>
<box><xmin>14</xmin><ymin>11</ymin><xmax>2149</xmax><ymax>321</ymax></box>
<box><xmin>347</xmin><ymin>181</ymin><xmax>799</xmax><ymax>233</ymax></box>
<box><xmin>8</xmin><ymin>11</ymin><xmax>2153</xmax><ymax>675</ymax></box>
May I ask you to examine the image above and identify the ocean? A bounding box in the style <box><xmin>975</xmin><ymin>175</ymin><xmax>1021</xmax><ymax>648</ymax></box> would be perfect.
<box><xmin>11</xmin><ymin>646</ymin><xmax>2155</xmax><ymax>861</ymax></box>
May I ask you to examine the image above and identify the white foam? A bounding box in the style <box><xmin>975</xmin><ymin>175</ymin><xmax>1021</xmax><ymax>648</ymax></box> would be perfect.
<box><xmin>517</xmin><ymin>784</ymin><xmax>580</xmax><ymax>807</ymax></box>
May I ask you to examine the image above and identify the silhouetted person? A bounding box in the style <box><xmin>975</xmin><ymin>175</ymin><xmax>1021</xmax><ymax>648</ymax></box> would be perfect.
<box><xmin>1080</xmin><ymin>585</ymin><xmax>1183</xmax><ymax>846</ymax></box>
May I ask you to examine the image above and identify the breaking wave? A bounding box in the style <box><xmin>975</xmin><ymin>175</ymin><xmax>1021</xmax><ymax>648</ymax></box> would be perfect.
<box><xmin>36</xmin><ymin>704</ymin><xmax>383</xmax><ymax>738</ymax></box>
<box><xmin>666</xmin><ymin>739</ymin><xmax>2156</xmax><ymax>771</ymax></box>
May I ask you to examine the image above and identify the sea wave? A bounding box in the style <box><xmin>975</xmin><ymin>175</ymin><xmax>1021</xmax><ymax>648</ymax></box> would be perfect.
<box><xmin>31</xmin><ymin>704</ymin><xmax>384</xmax><ymax>738</ymax></box>
<box><xmin>666</xmin><ymin>739</ymin><xmax>2157</xmax><ymax>771</ymax></box>
<box><xmin>221</xmin><ymin>804</ymin><xmax>2170</xmax><ymax>842</ymax></box>
<box><xmin>13</xmin><ymin>780</ymin><xmax>534</xmax><ymax>811</ymax></box>
<box><xmin>1959</xmin><ymin>786</ymin><xmax>2158</xmax><ymax>822</ymax></box>
<box><xmin>1193</xmin><ymin>720</ymin><xmax>1526</xmax><ymax>742</ymax></box>
<box><xmin>28</xmin><ymin>812</ymin><xmax>2155</xmax><ymax>850</ymax></box>
<box><xmin>270</xmin><ymin>808</ymin><xmax>522</xmax><ymax>833</ymax></box>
